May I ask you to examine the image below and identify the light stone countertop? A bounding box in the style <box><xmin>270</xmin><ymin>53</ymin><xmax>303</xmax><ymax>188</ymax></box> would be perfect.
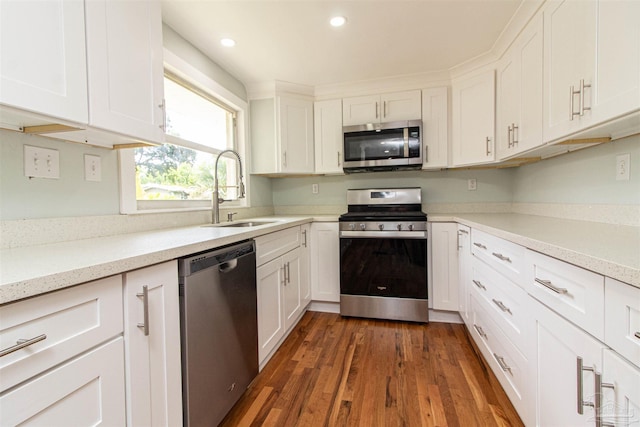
<box><xmin>429</xmin><ymin>213</ymin><xmax>640</xmax><ymax>288</ymax></box>
<box><xmin>1</xmin><ymin>213</ymin><xmax>638</xmax><ymax>305</ymax></box>
<box><xmin>0</xmin><ymin>216</ymin><xmax>321</xmax><ymax>305</ymax></box>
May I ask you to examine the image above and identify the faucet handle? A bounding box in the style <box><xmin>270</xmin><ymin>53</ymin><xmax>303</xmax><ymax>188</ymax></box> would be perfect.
<box><xmin>227</xmin><ymin>212</ymin><xmax>238</xmax><ymax>222</ymax></box>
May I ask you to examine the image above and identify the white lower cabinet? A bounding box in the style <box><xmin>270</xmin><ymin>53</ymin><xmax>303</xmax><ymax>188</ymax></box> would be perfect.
<box><xmin>0</xmin><ymin>337</ymin><xmax>126</xmax><ymax>426</ymax></box>
<box><xmin>300</xmin><ymin>224</ymin><xmax>312</xmax><ymax>308</ymax></box>
<box><xmin>430</xmin><ymin>222</ymin><xmax>459</xmax><ymax>311</ymax></box>
<box><xmin>310</xmin><ymin>222</ymin><xmax>340</xmax><ymax>303</ymax></box>
<box><xmin>123</xmin><ymin>260</ymin><xmax>183</xmax><ymax>427</ymax></box>
<box><xmin>457</xmin><ymin>225</ymin><xmax>471</xmax><ymax>325</ymax></box>
<box><xmin>256</xmin><ymin>226</ymin><xmax>306</xmax><ymax>366</ymax></box>
<box><xmin>601</xmin><ymin>349</ymin><xmax>640</xmax><ymax>426</ymax></box>
<box><xmin>535</xmin><ymin>300</ymin><xmax>605</xmax><ymax>426</ymax></box>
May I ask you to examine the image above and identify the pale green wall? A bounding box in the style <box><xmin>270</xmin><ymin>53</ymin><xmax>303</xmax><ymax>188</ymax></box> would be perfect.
<box><xmin>0</xmin><ymin>131</ymin><xmax>120</xmax><ymax>219</ymax></box>
<box><xmin>271</xmin><ymin>168</ymin><xmax>515</xmax><ymax>207</ymax></box>
<box><xmin>512</xmin><ymin>133</ymin><xmax>640</xmax><ymax>204</ymax></box>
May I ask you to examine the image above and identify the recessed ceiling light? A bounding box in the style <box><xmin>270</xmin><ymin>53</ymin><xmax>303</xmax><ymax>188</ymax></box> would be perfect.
<box><xmin>220</xmin><ymin>38</ymin><xmax>236</xmax><ymax>47</ymax></box>
<box><xmin>330</xmin><ymin>16</ymin><xmax>347</xmax><ymax>27</ymax></box>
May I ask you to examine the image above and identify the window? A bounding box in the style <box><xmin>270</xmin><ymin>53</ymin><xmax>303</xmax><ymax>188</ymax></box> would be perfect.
<box><xmin>128</xmin><ymin>73</ymin><xmax>247</xmax><ymax>211</ymax></box>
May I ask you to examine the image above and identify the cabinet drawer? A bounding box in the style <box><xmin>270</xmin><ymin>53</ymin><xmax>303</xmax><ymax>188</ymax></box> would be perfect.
<box><xmin>470</xmin><ymin>257</ymin><xmax>531</xmax><ymax>354</ymax></box>
<box><xmin>471</xmin><ymin>229</ymin><xmax>525</xmax><ymax>284</ymax></box>
<box><xmin>526</xmin><ymin>250</ymin><xmax>604</xmax><ymax>340</ymax></box>
<box><xmin>255</xmin><ymin>226</ymin><xmax>300</xmax><ymax>266</ymax></box>
<box><xmin>469</xmin><ymin>294</ymin><xmax>531</xmax><ymax>424</ymax></box>
<box><xmin>0</xmin><ymin>275</ymin><xmax>123</xmax><ymax>392</ymax></box>
<box><xmin>0</xmin><ymin>337</ymin><xmax>126</xmax><ymax>426</ymax></box>
<box><xmin>605</xmin><ymin>278</ymin><xmax>640</xmax><ymax>367</ymax></box>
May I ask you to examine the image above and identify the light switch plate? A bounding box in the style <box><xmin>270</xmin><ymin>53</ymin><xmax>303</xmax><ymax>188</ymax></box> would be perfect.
<box><xmin>616</xmin><ymin>154</ymin><xmax>630</xmax><ymax>181</ymax></box>
<box><xmin>84</xmin><ymin>154</ymin><xmax>102</xmax><ymax>182</ymax></box>
<box><xmin>24</xmin><ymin>145</ymin><xmax>59</xmax><ymax>179</ymax></box>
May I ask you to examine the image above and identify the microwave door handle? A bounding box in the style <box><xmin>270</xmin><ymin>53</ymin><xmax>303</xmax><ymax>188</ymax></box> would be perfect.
<box><xmin>403</xmin><ymin>127</ymin><xmax>409</xmax><ymax>157</ymax></box>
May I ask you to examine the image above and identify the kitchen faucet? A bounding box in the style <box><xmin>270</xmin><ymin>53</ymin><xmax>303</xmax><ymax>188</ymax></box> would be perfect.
<box><xmin>212</xmin><ymin>149</ymin><xmax>245</xmax><ymax>224</ymax></box>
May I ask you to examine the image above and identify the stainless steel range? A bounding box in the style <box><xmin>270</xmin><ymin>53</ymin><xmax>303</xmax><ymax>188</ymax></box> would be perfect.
<box><xmin>339</xmin><ymin>188</ymin><xmax>428</xmax><ymax>323</ymax></box>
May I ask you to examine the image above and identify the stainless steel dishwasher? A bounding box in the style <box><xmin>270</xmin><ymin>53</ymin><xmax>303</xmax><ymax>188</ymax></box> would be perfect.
<box><xmin>178</xmin><ymin>239</ymin><xmax>258</xmax><ymax>427</ymax></box>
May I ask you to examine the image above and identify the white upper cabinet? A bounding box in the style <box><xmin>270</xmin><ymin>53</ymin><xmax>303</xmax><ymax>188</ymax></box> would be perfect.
<box><xmin>497</xmin><ymin>14</ymin><xmax>543</xmax><ymax>159</ymax></box>
<box><xmin>543</xmin><ymin>0</ymin><xmax>640</xmax><ymax>143</ymax></box>
<box><xmin>0</xmin><ymin>0</ymin><xmax>88</xmax><ymax>124</ymax></box>
<box><xmin>342</xmin><ymin>90</ymin><xmax>421</xmax><ymax>126</ymax></box>
<box><xmin>421</xmin><ymin>87</ymin><xmax>449</xmax><ymax>169</ymax></box>
<box><xmin>251</xmin><ymin>95</ymin><xmax>314</xmax><ymax>174</ymax></box>
<box><xmin>452</xmin><ymin>69</ymin><xmax>496</xmax><ymax>166</ymax></box>
<box><xmin>313</xmin><ymin>99</ymin><xmax>343</xmax><ymax>174</ymax></box>
<box><xmin>85</xmin><ymin>0</ymin><xmax>165</xmax><ymax>144</ymax></box>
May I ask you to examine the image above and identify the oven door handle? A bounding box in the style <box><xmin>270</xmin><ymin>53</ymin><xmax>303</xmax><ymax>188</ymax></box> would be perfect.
<box><xmin>339</xmin><ymin>230</ymin><xmax>427</xmax><ymax>239</ymax></box>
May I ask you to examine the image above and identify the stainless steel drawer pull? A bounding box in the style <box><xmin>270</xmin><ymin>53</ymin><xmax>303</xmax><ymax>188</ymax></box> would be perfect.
<box><xmin>634</xmin><ymin>332</ymin><xmax>640</xmax><ymax>339</ymax></box>
<box><xmin>492</xmin><ymin>299</ymin><xmax>512</xmax><ymax>315</ymax></box>
<box><xmin>0</xmin><ymin>334</ymin><xmax>47</xmax><ymax>358</ymax></box>
<box><xmin>595</xmin><ymin>373</ymin><xmax>615</xmax><ymax>427</ymax></box>
<box><xmin>473</xmin><ymin>324</ymin><xmax>487</xmax><ymax>340</ymax></box>
<box><xmin>535</xmin><ymin>278</ymin><xmax>568</xmax><ymax>295</ymax></box>
<box><xmin>492</xmin><ymin>252</ymin><xmax>512</xmax><ymax>263</ymax></box>
<box><xmin>459</xmin><ymin>229</ymin><xmax>469</xmax><ymax>235</ymax></box>
<box><xmin>472</xmin><ymin>280</ymin><xmax>486</xmax><ymax>291</ymax></box>
<box><xmin>137</xmin><ymin>285</ymin><xmax>150</xmax><ymax>336</ymax></box>
<box><xmin>473</xmin><ymin>242</ymin><xmax>487</xmax><ymax>250</ymax></box>
<box><xmin>577</xmin><ymin>357</ymin><xmax>596</xmax><ymax>414</ymax></box>
<box><xmin>493</xmin><ymin>353</ymin><xmax>512</xmax><ymax>375</ymax></box>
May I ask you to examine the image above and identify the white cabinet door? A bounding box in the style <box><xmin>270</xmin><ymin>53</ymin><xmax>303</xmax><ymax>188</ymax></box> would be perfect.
<box><xmin>543</xmin><ymin>0</ymin><xmax>597</xmax><ymax>142</ymax></box>
<box><xmin>430</xmin><ymin>223</ymin><xmax>459</xmax><ymax>311</ymax></box>
<box><xmin>85</xmin><ymin>0</ymin><xmax>165</xmax><ymax>144</ymax></box>
<box><xmin>601</xmin><ymin>350</ymin><xmax>640</xmax><ymax>425</ymax></box>
<box><xmin>311</xmin><ymin>222</ymin><xmax>340</xmax><ymax>302</ymax></box>
<box><xmin>342</xmin><ymin>94</ymin><xmax>380</xmax><ymax>126</ymax></box>
<box><xmin>604</xmin><ymin>277</ymin><xmax>640</xmax><ymax>367</ymax></box>
<box><xmin>452</xmin><ymin>69</ymin><xmax>496</xmax><ymax>166</ymax></box>
<box><xmin>124</xmin><ymin>261</ymin><xmax>182</xmax><ymax>427</ymax></box>
<box><xmin>300</xmin><ymin>224</ymin><xmax>312</xmax><ymax>308</ymax></box>
<box><xmin>279</xmin><ymin>96</ymin><xmax>314</xmax><ymax>173</ymax></box>
<box><xmin>457</xmin><ymin>225</ymin><xmax>471</xmax><ymax>325</ymax></box>
<box><xmin>0</xmin><ymin>0</ymin><xmax>88</xmax><ymax>124</ymax></box>
<box><xmin>380</xmin><ymin>90</ymin><xmax>422</xmax><ymax>122</ymax></box>
<box><xmin>0</xmin><ymin>338</ymin><xmax>126</xmax><ymax>426</ymax></box>
<box><xmin>497</xmin><ymin>14</ymin><xmax>543</xmax><ymax>159</ymax></box>
<box><xmin>590</xmin><ymin>0</ymin><xmax>640</xmax><ymax>126</ymax></box>
<box><xmin>535</xmin><ymin>301</ymin><xmax>605</xmax><ymax>427</ymax></box>
<box><xmin>283</xmin><ymin>248</ymin><xmax>302</xmax><ymax>331</ymax></box>
<box><xmin>257</xmin><ymin>257</ymin><xmax>285</xmax><ymax>363</ymax></box>
<box><xmin>314</xmin><ymin>99</ymin><xmax>344</xmax><ymax>174</ymax></box>
<box><xmin>421</xmin><ymin>87</ymin><xmax>449</xmax><ymax>169</ymax></box>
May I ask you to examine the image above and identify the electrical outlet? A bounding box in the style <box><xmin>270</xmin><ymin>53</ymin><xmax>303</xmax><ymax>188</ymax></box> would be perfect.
<box><xmin>468</xmin><ymin>179</ymin><xmax>477</xmax><ymax>191</ymax></box>
<box><xmin>84</xmin><ymin>154</ymin><xmax>102</xmax><ymax>182</ymax></box>
<box><xmin>312</xmin><ymin>183</ymin><xmax>319</xmax><ymax>194</ymax></box>
<box><xmin>24</xmin><ymin>145</ymin><xmax>59</xmax><ymax>179</ymax></box>
<box><xmin>616</xmin><ymin>154</ymin><xmax>630</xmax><ymax>181</ymax></box>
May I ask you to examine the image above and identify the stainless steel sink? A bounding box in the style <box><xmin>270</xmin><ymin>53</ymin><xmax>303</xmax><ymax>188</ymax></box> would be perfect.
<box><xmin>203</xmin><ymin>220</ymin><xmax>278</xmax><ymax>228</ymax></box>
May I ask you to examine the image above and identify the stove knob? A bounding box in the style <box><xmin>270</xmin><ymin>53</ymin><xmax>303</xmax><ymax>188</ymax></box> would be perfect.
<box><xmin>408</xmin><ymin>224</ymin><xmax>414</xmax><ymax>231</ymax></box>
<box><xmin>360</xmin><ymin>223</ymin><xmax>366</xmax><ymax>231</ymax></box>
<box><xmin>397</xmin><ymin>224</ymin><xmax>402</xmax><ymax>231</ymax></box>
<box><xmin>378</xmin><ymin>223</ymin><xmax>384</xmax><ymax>231</ymax></box>
<box><xmin>349</xmin><ymin>223</ymin><xmax>355</xmax><ymax>231</ymax></box>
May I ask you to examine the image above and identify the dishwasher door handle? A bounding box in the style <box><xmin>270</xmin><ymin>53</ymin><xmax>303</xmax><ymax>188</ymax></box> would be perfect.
<box><xmin>219</xmin><ymin>259</ymin><xmax>238</xmax><ymax>273</ymax></box>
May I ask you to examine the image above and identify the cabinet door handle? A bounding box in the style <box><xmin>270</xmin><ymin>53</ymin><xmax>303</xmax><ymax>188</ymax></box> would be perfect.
<box><xmin>302</xmin><ymin>229</ymin><xmax>308</xmax><ymax>247</ymax></box>
<box><xmin>283</xmin><ymin>151</ymin><xmax>287</xmax><ymax>167</ymax></box>
<box><xmin>473</xmin><ymin>324</ymin><xmax>487</xmax><ymax>340</ymax></box>
<box><xmin>507</xmin><ymin>125</ymin><xmax>513</xmax><ymax>148</ymax></box>
<box><xmin>282</xmin><ymin>266</ymin><xmax>287</xmax><ymax>286</ymax></box>
<box><xmin>492</xmin><ymin>252</ymin><xmax>512</xmax><ymax>263</ymax></box>
<box><xmin>383</xmin><ymin>100</ymin><xmax>387</xmax><ymax>118</ymax></box>
<box><xmin>580</xmin><ymin>79</ymin><xmax>591</xmax><ymax>116</ymax></box>
<box><xmin>137</xmin><ymin>285</ymin><xmax>150</xmax><ymax>336</ymax></box>
<box><xmin>512</xmin><ymin>124</ymin><xmax>519</xmax><ymax>145</ymax></box>
<box><xmin>286</xmin><ymin>262</ymin><xmax>291</xmax><ymax>284</ymax></box>
<box><xmin>635</xmin><ymin>332</ymin><xmax>640</xmax><ymax>339</ymax></box>
<box><xmin>493</xmin><ymin>353</ymin><xmax>512</xmax><ymax>375</ymax></box>
<box><xmin>473</xmin><ymin>242</ymin><xmax>487</xmax><ymax>250</ymax></box>
<box><xmin>424</xmin><ymin>144</ymin><xmax>429</xmax><ymax>163</ymax></box>
<box><xmin>337</xmin><ymin>151</ymin><xmax>341</xmax><ymax>167</ymax></box>
<box><xmin>472</xmin><ymin>279</ymin><xmax>486</xmax><ymax>291</ymax></box>
<box><xmin>375</xmin><ymin>102</ymin><xmax>379</xmax><ymax>119</ymax></box>
<box><xmin>458</xmin><ymin>229</ymin><xmax>469</xmax><ymax>234</ymax></box>
<box><xmin>594</xmin><ymin>372</ymin><xmax>615</xmax><ymax>427</ymax></box>
<box><xmin>577</xmin><ymin>357</ymin><xmax>596</xmax><ymax>414</ymax></box>
<box><xmin>535</xmin><ymin>278</ymin><xmax>568</xmax><ymax>295</ymax></box>
<box><xmin>485</xmin><ymin>137</ymin><xmax>492</xmax><ymax>156</ymax></box>
<box><xmin>159</xmin><ymin>99</ymin><xmax>166</xmax><ymax>131</ymax></box>
<box><xmin>492</xmin><ymin>299</ymin><xmax>512</xmax><ymax>315</ymax></box>
<box><xmin>0</xmin><ymin>334</ymin><xmax>47</xmax><ymax>358</ymax></box>
<box><xmin>570</xmin><ymin>85</ymin><xmax>581</xmax><ymax>121</ymax></box>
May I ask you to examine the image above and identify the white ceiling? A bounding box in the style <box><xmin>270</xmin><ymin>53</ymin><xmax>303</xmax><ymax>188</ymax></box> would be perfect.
<box><xmin>161</xmin><ymin>0</ymin><xmax>524</xmax><ymax>89</ymax></box>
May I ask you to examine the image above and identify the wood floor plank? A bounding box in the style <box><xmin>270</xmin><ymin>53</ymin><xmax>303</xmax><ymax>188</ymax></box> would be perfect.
<box><xmin>220</xmin><ymin>312</ymin><xmax>524</xmax><ymax>427</ymax></box>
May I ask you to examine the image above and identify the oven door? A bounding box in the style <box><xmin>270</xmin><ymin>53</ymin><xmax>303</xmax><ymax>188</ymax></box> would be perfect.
<box><xmin>340</xmin><ymin>236</ymin><xmax>427</xmax><ymax>299</ymax></box>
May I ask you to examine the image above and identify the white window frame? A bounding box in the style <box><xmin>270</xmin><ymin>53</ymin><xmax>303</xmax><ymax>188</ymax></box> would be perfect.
<box><xmin>119</xmin><ymin>48</ymin><xmax>250</xmax><ymax>214</ymax></box>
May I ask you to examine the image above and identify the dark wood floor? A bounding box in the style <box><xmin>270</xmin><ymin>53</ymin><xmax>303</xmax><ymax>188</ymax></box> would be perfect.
<box><xmin>221</xmin><ymin>311</ymin><xmax>524</xmax><ymax>427</ymax></box>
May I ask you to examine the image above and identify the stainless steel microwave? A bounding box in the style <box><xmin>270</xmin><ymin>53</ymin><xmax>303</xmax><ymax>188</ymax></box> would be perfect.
<box><xmin>342</xmin><ymin>120</ymin><xmax>423</xmax><ymax>173</ymax></box>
